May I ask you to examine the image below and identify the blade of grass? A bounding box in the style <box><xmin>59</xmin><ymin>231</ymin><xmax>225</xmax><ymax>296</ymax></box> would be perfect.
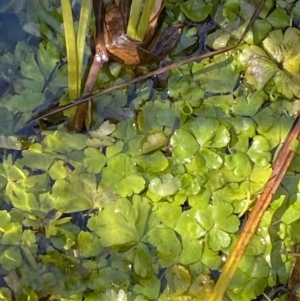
<box><xmin>127</xmin><ymin>0</ymin><xmax>143</xmax><ymax>40</ymax></box>
<box><xmin>77</xmin><ymin>0</ymin><xmax>92</xmax><ymax>86</ymax></box>
<box><xmin>136</xmin><ymin>0</ymin><xmax>156</xmax><ymax>41</ymax></box>
<box><xmin>71</xmin><ymin>0</ymin><xmax>105</xmax><ymax>132</ymax></box>
<box><xmin>60</xmin><ymin>0</ymin><xmax>79</xmax><ymax>99</ymax></box>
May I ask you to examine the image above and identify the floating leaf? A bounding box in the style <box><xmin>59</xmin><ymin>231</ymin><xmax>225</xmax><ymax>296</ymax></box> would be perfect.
<box><xmin>141</xmin><ymin>132</ymin><xmax>168</xmax><ymax>154</ymax></box>
<box><xmin>136</xmin><ymin>151</ymin><xmax>169</xmax><ymax>173</ymax></box>
<box><xmin>155</xmin><ymin>203</ymin><xmax>182</xmax><ymax>228</ymax></box>
<box><xmin>266</xmin><ymin>7</ymin><xmax>289</xmax><ymax>29</ymax></box>
<box><xmin>102</xmin><ymin>154</ymin><xmax>145</xmax><ymax>197</ymax></box>
<box><xmin>48</xmin><ymin>160</ymin><xmax>67</xmax><ymax>180</ymax></box>
<box><xmin>239</xmin><ymin>28</ymin><xmax>300</xmax><ymax>98</ymax></box>
<box><xmin>231</xmin><ymin>91</ymin><xmax>267</xmax><ymax>117</ymax></box>
<box><xmin>6</xmin><ymin>90</ymin><xmax>45</xmax><ymax>113</ymax></box>
<box><xmin>7</xmin><ymin>183</ymin><xmax>39</xmax><ymax>212</ymax></box>
<box><xmin>191</xmin><ymin>117</ymin><xmax>230</xmax><ymax>148</ymax></box>
<box><xmin>193</xmin><ymin>58</ymin><xmax>239</xmax><ymax>94</ymax></box>
<box><xmin>83</xmin><ymin>147</ymin><xmax>107</xmax><ymax>174</ymax></box>
<box><xmin>196</xmin><ymin>199</ymin><xmax>239</xmax><ymax>251</ymax></box>
<box><xmin>146</xmin><ymin>227</ymin><xmax>182</xmax><ymax>265</ymax></box>
<box><xmin>171</xmin><ymin>129</ymin><xmax>199</xmax><ymax>163</ymax></box>
<box><xmin>0</xmin><ymin>211</ymin><xmax>11</xmax><ymax>231</ymax></box>
<box><xmin>52</xmin><ymin>179</ymin><xmax>93</xmax><ymax>213</ymax></box>
<box><xmin>0</xmin><ymin>135</ymin><xmax>21</xmax><ymax>150</ymax></box>
<box><xmin>0</xmin><ymin>247</ymin><xmax>22</xmax><ymax>270</ymax></box>
<box><xmin>78</xmin><ymin>231</ymin><xmax>102</xmax><ymax>258</ymax></box>
<box><xmin>180</xmin><ymin>0</ymin><xmax>212</xmax><ymax>22</ymax></box>
<box><xmin>149</xmin><ymin>174</ymin><xmax>181</xmax><ymax>198</ymax></box>
<box><xmin>20</xmin><ymin>143</ymin><xmax>56</xmax><ymax>171</ymax></box>
<box><xmin>132</xmin><ymin>242</ymin><xmax>153</xmax><ymax>279</ymax></box>
<box><xmin>225</xmin><ymin>153</ymin><xmax>252</xmax><ymax>178</ymax></box>
<box><xmin>239</xmin><ymin>45</ymin><xmax>278</xmax><ymax>91</ymax></box>
<box><xmin>87</xmin><ymin>121</ymin><xmax>116</xmax><ymax>147</ymax></box>
<box><xmin>175</xmin><ymin>209</ymin><xmax>206</xmax><ymax>240</ymax></box>
<box><xmin>1</xmin><ymin>223</ymin><xmax>22</xmax><ymax>245</ymax></box>
<box><xmin>247</xmin><ymin>136</ymin><xmax>271</xmax><ymax>167</ymax></box>
<box><xmin>133</xmin><ymin>276</ymin><xmax>160</xmax><ymax>300</ymax></box>
<box><xmin>43</xmin><ymin>130</ymin><xmax>87</xmax><ymax>153</ymax></box>
<box><xmin>88</xmin><ymin>196</ymin><xmax>151</xmax><ymax>247</ymax></box>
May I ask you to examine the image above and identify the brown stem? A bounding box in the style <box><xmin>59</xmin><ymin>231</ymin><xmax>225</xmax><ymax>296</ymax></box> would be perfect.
<box><xmin>208</xmin><ymin>115</ymin><xmax>300</xmax><ymax>301</ymax></box>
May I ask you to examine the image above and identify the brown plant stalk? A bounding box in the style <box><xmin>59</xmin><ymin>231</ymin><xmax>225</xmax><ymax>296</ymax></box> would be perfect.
<box><xmin>208</xmin><ymin>115</ymin><xmax>300</xmax><ymax>301</ymax></box>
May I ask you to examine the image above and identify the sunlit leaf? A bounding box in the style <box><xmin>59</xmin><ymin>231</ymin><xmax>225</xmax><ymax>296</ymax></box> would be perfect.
<box><xmin>165</xmin><ymin>264</ymin><xmax>192</xmax><ymax>294</ymax></box>
<box><xmin>247</xmin><ymin>136</ymin><xmax>271</xmax><ymax>167</ymax></box>
<box><xmin>239</xmin><ymin>45</ymin><xmax>278</xmax><ymax>90</ymax></box>
<box><xmin>88</xmin><ymin>196</ymin><xmax>151</xmax><ymax>247</ymax></box>
<box><xmin>149</xmin><ymin>174</ymin><xmax>181</xmax><ymax>198</ymax></box>
<box><xmin>171</xmin><ymin>129</ymin><xmax>199</xmax><ymax>163</ymax></box>
<box><xmin>0</xmin><ymin>211</ymin><xmax>11</xmax><ymax>231</ymax></box>
<box><xmin>0</xmin><ymin>135</ymin><xmax>21</xmax><ymax>150</ymax></box>
<box><xmin>48</xmin><ymin>160</ymin><xmax>67</xmax><ymax>180</ymax></box>
<box><xmin>141</xmin><ymin>132</ymin><xmax>168</xmax><ymax>154</ymax></box>
<box><xmin>155</xmin><ymin>203</ymin><xmax>181</xmax><ymax>228</ymax></box>
<box><xmin>225</xmin><ymin>153</ymin><xmax>252</xmax><ymax>178</ymax></box>
<box><xmin>7</xmin><ymin>183</ymin><xmax>39</xmax><ymax>212</ymax></box>
<box><xmin>1</xmin><ymin>223</ymin><xmax>22</xmax><ymax>245</ymax></box>
<box><xmin>191</xmin><ymin>117</ymin><xmax>230</xmax><ymax>148</ymax></box>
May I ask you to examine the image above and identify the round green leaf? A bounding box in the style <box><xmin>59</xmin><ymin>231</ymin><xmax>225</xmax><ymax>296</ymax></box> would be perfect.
<box><xmin>180</xmin><ymin>0</ymin><xmax>212</xmax><ymax>22</ymax></box>
<box><xmin>170</xmin><ymin>129</ymin><xmax>199</xmax><ymax>163</ymax></box>
<box><xmin>149</xmin><ymin>174</ymin><xmax>181</xmax><ymax>198</ymax></box>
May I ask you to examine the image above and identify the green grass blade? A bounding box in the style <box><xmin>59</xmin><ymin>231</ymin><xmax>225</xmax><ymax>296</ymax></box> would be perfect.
<box><xmin>127</xmin><ymin>0</ymin><xmax>143</xmax><ymax>40</ymax></box>
<box><xmin>77</xmin><ymin>0</ymin><xmax>92</xmax><ymax>88</ymax></box>
<box><xmin>135</xmin><ymin>0</ymin><xmax>156</xmax><ymax>41</ymax></box>
<box><xmin>61</xmin><ymin>0</ymin><xmax>79</xmax><ymax>99</ymax></box>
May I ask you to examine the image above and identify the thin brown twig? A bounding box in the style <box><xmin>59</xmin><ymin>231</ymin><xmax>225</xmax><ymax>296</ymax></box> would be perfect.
<box><xmin>208</xmin><ymin>114</ymin><xmax>300</xmax><ymax>301</ymax></box>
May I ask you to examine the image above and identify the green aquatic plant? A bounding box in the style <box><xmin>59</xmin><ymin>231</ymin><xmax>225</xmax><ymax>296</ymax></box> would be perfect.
<box><xmin>1</xmin><ymin>0</ymin><xmax>300</xmax><ymax>300</ymax></box>
<box><xmin>60</xmin><ymin>0</ymin><xmax>92</xmax><ymax>123</ymax></box>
